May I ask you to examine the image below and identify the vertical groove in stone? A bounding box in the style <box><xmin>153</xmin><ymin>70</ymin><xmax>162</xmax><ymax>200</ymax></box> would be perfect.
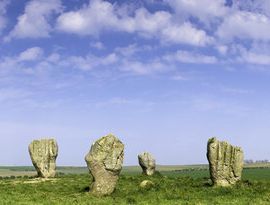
<box><xmin>207</xmin><ymin>137</ymin><xmax>244</xmax><ymax>186</ymax></box>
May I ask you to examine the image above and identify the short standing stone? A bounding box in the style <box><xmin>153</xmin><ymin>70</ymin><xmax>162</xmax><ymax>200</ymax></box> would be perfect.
<box><xmin>139</xmin><ymin>180</ymin><xmax>154</xmax><ymax>189</ymax></box>
<box><xmin>29</xmin><ymin>138</ymin><xmax>58</xmax><ymax>178</ymax></box>
<box><xmin>138</xmin><ymin>152</ymin><xmax>156</xmax><ymax>176</ymax></box>
<box><xmin>207</xmin><ymin>137</ymin><xmax>244</xmax><ymax>186</ymax></box>
<box><xmin>85</xmin><ymin>134</ymin><xmax>124</xmax><ymax>196</ymax></box>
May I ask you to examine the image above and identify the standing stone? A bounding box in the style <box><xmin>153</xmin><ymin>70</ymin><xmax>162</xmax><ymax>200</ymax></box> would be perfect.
<box><xmin>85</xmin><ymin>134</ymin><xmax>124</xmax><ymax>196</ymax></box>
<box><xmin>29</xmin><ymin>138</ymin><xmax>58</xmax><ymax>178</ymax></box>
<box><xmin>139</xmin><ymin>180</ymin><xmax>155</xmax><ymax>189</ymax></box>
<box><xmin>138</xmin><ymin>152</ymin><xmax>156</xmax><ymax>176</ymax></box>
<box><xmin>207</xmin><ymin>137</ymin><xmax>244</xmax><ymax>186</ymax></box>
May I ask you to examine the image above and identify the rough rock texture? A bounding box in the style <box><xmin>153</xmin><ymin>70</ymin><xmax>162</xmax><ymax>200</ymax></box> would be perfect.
<box><xmin>139</xmin><ymin>180</ymin><xmax>154</xmax><ymax>189</ymax></box>
<box><xmin>29</xmin><ymin>139</ymin><xmax>58</xmax><ymax>178</ymax></box>
<box><xmin>207</xmin><ymin>137</ymin><xmax>244</xmax><ymax>186</ymax></box>
<box><xmin>138</xmin><ymin>152</ymin><xmax>156</xmax><ymax>176</ymax></box>
<box><xmin>85</xmin><ymin>134</ymin><xmax>124</xmax><ymax>196</ymax></box>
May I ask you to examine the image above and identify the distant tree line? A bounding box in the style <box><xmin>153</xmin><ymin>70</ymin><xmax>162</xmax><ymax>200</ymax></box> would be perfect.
<box><xmin>244</xmin><ymin>159</ymin><xmax>269</xmax><ymax>164</ymax></box>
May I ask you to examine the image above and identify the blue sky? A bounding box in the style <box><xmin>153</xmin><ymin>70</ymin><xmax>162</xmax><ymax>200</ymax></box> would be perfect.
<box><xmin>1</xmin><ymin>0</ymin><xmax>270</xmax><ymax>166</ymax></box>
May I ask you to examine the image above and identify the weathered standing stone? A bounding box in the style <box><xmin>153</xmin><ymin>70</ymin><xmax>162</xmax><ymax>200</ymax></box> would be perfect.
<box><xmin>85</xmin><ymin>134</ymin><xmax>124</xmax><ymax>196</ymax></box>
<box><xmin>29</xmin><ymin>138</ymin><xmax>58</xmax><ymax>178</ymax></box>
<box><xmin>207</xmin><ymin>137</ymin><xmax>244</xmax><ymax>186</ymax></box>
<box><xmin>138</xmin><ymin>152</ymin><xmax>156</xmax><ymax>176</ymax></box>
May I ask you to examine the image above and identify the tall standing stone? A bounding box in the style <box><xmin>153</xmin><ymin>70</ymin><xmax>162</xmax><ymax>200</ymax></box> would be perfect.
<box><xmin>207</xmin><ymin>137</ymin><xmax>244</xmax><ymax>186</ymax></box>
<box><xmin>85</xmin><ymin>134</ymin><xmax>124</xmax><ymax>196</ymax></box>
<box><xmin>29</xmin><ymin>138</ymin><xmax>58</xmax><ymax>178</ymax></box>
<box><xmin>138</xmin><ymin>152</ymin><xmax>156</xmax><ymax>176</ymax></box>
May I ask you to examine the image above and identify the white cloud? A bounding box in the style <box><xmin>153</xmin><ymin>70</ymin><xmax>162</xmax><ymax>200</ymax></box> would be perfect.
<box><xmin>166</xmin><ymin>0</ymin><xmax>270</xmax><ymax>44</ymax></box>
<box><xmin>239</xmin><ymin>51</ymin><xmax>270</xmax><ymax>65</ymax></box>
<box><xmin>115</xmin><ymin>44</ymin><xmax>140</xmax><ymax>57</ymax></box>
<box><xmin>166</xmin><ymin>0</ymin><xmax>227</xmax><ymax>25</ymax></box>
<box><xmin>57</xmin><ymin>0</ymin><xmax>212</xmax><ymax>46</ymax></box>
<box><xmin>56</xmin><ymin>0</ymin><xmax>119</xmax><ymax>35</ymax></box>
<box><xmin>161</xmin><ymin>22</ymin><xmax>213</xmax><ymax>46</ymax></box>
<box><xmin>0</xmin><ymin>47</ymin><xmax>44</xmax><ymax>77</ymax></box>
<box><xmin>57</xmin><ymin>2</ymin><xmax>169</xmax><ymax>36</ymax></box>
<box><xmin>234</xmin><ymin>0</ymin><xmax>270</xmax><ymax>17</ymax></box>
<box><xmin>5</xmin><ymin>0</ymin><xmax>62</xmax><ymax>41</ymax></box>
<box><xmin>56</xmin><ymin>1</ymin><xmax>169</xmax><ymax>35</ymax></box>
<box><xmin>230</xmin><ymin>43</ymin><xmax>270</xmax><ymax>65</ymax></box>
<box><xmin>217</xmin><ymin>11</ymin><xmax>270</xmax><ymax>42</ymax></box>
<box><xmin>131</xmin><ymin>8</ymin><xmax>171</xmax><ymax>35</ymax></box>
<box><xmin>18</xmin><ymin>47</ymin><xmax>43</xmax><ymax>61</ymax></box>
<box><xmin>0</xmin><ymin>0</ymin><xmax>9</xmax><ymax>33</ymax></box>
<box><xmin>164</xmin><ymin>50</ymin><xmax>218</xmax><ymax>64</ymax></box>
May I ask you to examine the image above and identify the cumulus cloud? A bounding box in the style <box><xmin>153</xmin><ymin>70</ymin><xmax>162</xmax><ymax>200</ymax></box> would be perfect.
<box><xmin>217</xmin><ymin>10</ymin><xmax>270</xmax><ymax>42</ymax></box>
<box><xmin>56</xmin><ymin>0</ymin><xmax>212</xmax><ymax>46</ymax></box>
<box><xmin>56</xmin><ymin>0</ymin><xmax>120</xmax><ymax>35</ymax></box>
<box><xmin>4</xmin><ymin>0</ymin><xmax>270</xmax><ymax>73</ymax></box>
<box><xmin>226</xmin><ymin>43</ymin><xmax>270</xmax><ymax>65</ymax></box>
<box><xmin>161</xmin><ymin>22</ymin><xmax>213</xmax><ymax>46</ymax></box>
<box><xmin>56</xmin><ymin>2</ymin><xmax>171</xmax><ymax>35</ymax></box>
<box><xmin>5</xmin><ymin>0</ymin><xmax>62</xmax><ymax>41</ymax></box>
<box><xmin>164</xmin><ymin>0</ymin><xmax>270</xmax><ymax>45</ymax></box>
<box><xmin>166</xmin><ymin>0</ymin><xmax>227</xmax><ymax>25</ymax></box>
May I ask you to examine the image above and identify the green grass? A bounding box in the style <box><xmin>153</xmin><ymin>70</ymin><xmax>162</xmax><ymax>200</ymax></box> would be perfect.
<box><xmin>1</xmin><ymin>167</ymin><xmax>270</xmax><ymax>204</ymax></box>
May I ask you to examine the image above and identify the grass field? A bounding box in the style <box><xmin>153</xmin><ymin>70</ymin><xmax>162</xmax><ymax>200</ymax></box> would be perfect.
<box><xmin>1</xmin><ymin>165</ymin><xmax>270</xmax><ymax>204</ymax></box>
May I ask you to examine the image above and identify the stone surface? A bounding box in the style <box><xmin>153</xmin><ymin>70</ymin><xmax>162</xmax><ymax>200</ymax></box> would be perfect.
<box><xmin>138</xmin><ymin>152</ymin><xmax>156</xmax><ymax>176</ymax></box>
<box><xmin>139</xmin><ymin>180</ymin><xmax>154</xmax><ymax>189</ymax></box>
<box><xmin>207</xmin><ymin>137</ymin><xmax>244</xmax><ymax>186</ymax></box>
<box><xmin>85</xmin><ymin>134</ymin><xmax>124</xmax><ymax>196</ymax></box>
<box><xmin>29</xmin><ymin>138</ymin><xmax>58</xmax><ymax>178</ymax></box>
